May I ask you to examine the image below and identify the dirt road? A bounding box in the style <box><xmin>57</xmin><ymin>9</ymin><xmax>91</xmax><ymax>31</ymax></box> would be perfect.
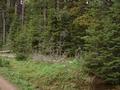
<box><xmin>0</xmin><ymin>76</ymin><xmax>17</xmax><ymax>90</ymax></box>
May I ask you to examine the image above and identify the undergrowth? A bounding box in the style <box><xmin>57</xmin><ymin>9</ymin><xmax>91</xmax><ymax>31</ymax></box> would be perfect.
<box><xmin>0</xmin><ymin>58</ymin><xmax>10</xmax><ymax>67</ymax></box>
<box><xmin>0</xmin><ymin>59</ymin><xmax>88</xmax><ymax>90</ymax></box>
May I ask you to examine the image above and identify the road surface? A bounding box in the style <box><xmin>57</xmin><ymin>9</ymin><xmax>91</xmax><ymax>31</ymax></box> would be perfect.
<box><xmin>0</xmin><ymin>76</ymin><xmax>17</xmax><ymax>90</ymax></box>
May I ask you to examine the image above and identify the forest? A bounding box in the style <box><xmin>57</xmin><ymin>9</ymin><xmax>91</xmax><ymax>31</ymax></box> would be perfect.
<box><xmin>0</xmin><ymin>0</ymin><xmax>120</xmax><ymax>90</ymax></box>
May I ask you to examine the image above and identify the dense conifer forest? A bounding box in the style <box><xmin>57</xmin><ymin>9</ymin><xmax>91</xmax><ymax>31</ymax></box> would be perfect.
<box><xmin>0</xmin><ymin>0</ymin><xmax>120</xmax><ymax>90</ymax></box>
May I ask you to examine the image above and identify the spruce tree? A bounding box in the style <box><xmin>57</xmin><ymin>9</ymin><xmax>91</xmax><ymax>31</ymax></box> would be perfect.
<box><xmin>83</xmin><ymin>0</ymin><xmax>120</xmax><ymax>85</ymax></box>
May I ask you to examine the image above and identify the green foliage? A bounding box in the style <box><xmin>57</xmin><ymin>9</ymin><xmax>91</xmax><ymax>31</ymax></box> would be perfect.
<box><xmin>15</xmin><ymin>53</ymin><xmax>29</xmax><ymax>61</ymax></box>
<box><xmin>2</xmin><ymin>0</ymin><xmax>120</xmax><ymax>86</ymax></box>
<box><xmin>83</xmin><ymin>1</ymin><xmax>120</xmax><ymax>85</ymax></box>
<box><xmin>12</xmin><ymin>29</ymin><xmax>32</xmax><ymax>61</ymax></box>
<box><xmin>21</xmin><ymin>0</ymin><xmax>89</xmax><ymax>56</ymax></box>
<box><xmin>0</xmin><ymin>60</ymin><xmax>88</xmax><ymax>90</ymax></box>
<box><xmin>0</xmin><ymin>58</ymin><xmax>10</xmax><ymax>67</ymax></box>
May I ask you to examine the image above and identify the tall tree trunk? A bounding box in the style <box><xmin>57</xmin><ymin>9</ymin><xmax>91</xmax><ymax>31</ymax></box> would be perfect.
<box><xmin>57</xmin><ymin>0</ymin><xmax>60</xmax><ymax>11</ymax></box>
<box><xmin>21</xmin><ymin>0</ymin><xmax>24</xmax><ymax>29</ymax></box>
<box><xmin>7</xmin><ymin>0</ymin><xmax>10</xmax><ymax>9</ymax></box>
<box><xmin>6</xmin><ymin>0</ymin><xmax>10</xmax><ymax>32</ymax></box>
<box><xmin>2</xmin><ymin>10</ymin><xmax>6</xmax><ymax>44</ymax></box>
<box><xmin>43</xmin><ymin>0</ymin><xmax>47</xmax><ymax>30</ymax></box>
<box><xmin>55</xmin><ymin>0</ymin><xmax>60</xmax><ymax>11</ymax></box>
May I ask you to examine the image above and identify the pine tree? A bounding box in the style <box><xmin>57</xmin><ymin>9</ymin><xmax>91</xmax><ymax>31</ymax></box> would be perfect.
<box><xmin>83</xmin><ymin>0</ymin><xmax>120</xmax><ymax>85</ymax></box>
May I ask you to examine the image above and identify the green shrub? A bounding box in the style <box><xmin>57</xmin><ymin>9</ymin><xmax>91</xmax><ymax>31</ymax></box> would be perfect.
<box><xmin>0</xmin><ymin>58</ymin><xmax>10</xmax><ymax>67</ymax></box>
<box><xmin>15</xmin><ymin>53</ymin><xmax>29</xmax><ymax>61</ymax></box>
<box><xmin>84</xmin><ymin>52</ymin><xmax>120</xmax><ymax>85</ymax></box>
<box><xmin>82</xmin><ymin>1</ymin><xmax>120</xmax><ymax>85</ymax></box>
<box><xmin>83</xmin><ymin>19</ymin><xmax>120</xmax><ymax>85</ymax></box>
<box><xmin>11</xmin><ymin>30</ymin><xmax>32</xmax><ymax>61</ymax></box>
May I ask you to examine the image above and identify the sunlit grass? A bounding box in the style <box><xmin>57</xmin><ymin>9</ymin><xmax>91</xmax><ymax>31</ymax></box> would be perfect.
<box><xmin>0</xmin><ymin>59</ymin><xmax>87</xmax><ymax>90</ymax></box>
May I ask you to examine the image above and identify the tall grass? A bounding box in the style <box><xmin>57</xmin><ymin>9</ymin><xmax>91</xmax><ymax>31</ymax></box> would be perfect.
<box><xmin>0</xmin><ymin>59</ymin><xmax>88</xmax><ymax>90</ymax></box>
<box><xmin>0</xmin><ymin>57</ymin><xmax>10</xmax><ymax>67</ymax></box>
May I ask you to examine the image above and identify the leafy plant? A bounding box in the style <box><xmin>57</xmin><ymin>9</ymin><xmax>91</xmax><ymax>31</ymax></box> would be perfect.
<box><xmin>12</xmin><ymin>30</ymin><xmax>32</xmax><ymax>61</ymax></box>
<box><xmin>0</xmin><ymin>58</ymin><xmax>10</xmax><ymax>67</ymax></box>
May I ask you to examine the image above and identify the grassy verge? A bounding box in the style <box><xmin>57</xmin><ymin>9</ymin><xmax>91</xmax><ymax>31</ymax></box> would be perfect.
<box><xmin>0</xmin><ymin>59</ymin><xmax>88</xmax><ymax>90</ymax></box>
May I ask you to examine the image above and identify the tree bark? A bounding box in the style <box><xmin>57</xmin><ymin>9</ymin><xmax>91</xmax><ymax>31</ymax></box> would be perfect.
<box><xmin>7</xmin><ymin>0</ymin><xmax>10</xmax><ymax>9</ymax></box>
<box><xmin>43</xmin><ymin>0</ymin><xmax>47</xmax><ymax>30</ymax></box>
<box><xmin>55</xmin><ymin>0</ymin><xmax>60</xmax><ymax>11</ymax></box>
<box><xmin>2</xmin><ymin>10</ymin><xmax>6</xmax><ymax>44</ymax></box>
<box><xmin>57</xmin><ymin>0</ymin><xmax>60</xmax><ymax>11</ymax></box>
<box><xmin>21</xmin><ymin>0</ymin><xmax>24</xmax><ymax>29</ymax></box>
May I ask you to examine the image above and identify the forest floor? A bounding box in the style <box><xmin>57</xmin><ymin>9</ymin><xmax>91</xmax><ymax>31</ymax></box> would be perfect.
<box><xmin>0</xmin><ymin>54</ymin><xmax>119</xmax><ymax>90</ymax></box>
<box><xmin>0</xmin><ymin>53</ymin><xmax>15</xmax><ymax>58</ymax></box>
<box><xmin>0</xmin><ymin>76</ymin><xmax>17</xmax><ymax>90</ymax></box>
<box><xmin>0</xmin><ymin>53</ymin><xmax>67</xmax><ymax>63</ymax></box>
<box><xmin>0</xmin><ymin>60</ymin><xmax>85</xmax><ymax>90</ymax></box>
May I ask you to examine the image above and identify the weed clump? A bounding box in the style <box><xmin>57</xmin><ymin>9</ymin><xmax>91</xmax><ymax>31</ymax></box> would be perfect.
<box><xmin>0</xmin><ymin>58</ymin><xmax>10</xmax><ymax>67</ymax></box>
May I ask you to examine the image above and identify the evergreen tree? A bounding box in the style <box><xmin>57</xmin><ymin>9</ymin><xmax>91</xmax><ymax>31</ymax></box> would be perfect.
<box><xmin>83</xmin><ymin>0</ymin><xmax>120</xmax><ymax>85</ymax></box>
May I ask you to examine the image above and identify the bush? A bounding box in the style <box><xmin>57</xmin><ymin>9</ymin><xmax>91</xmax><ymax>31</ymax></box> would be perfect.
<box><xmin>0</xmin><ymin>58</ymin><xmax>10</xmax><ymax>67</ymax></box>
<box><xmin>15</xmin><ymin>53</ymin><xmax>29</xmax><ymax>61</ymax></box>
<box><xmin>82</xmin><ymin>1</ymin><xmax>120</xmax><ymax>85</ymax></box>
<box><xmin>11</xmin><ymin>30</ymin><xmax>32</xmax><ymax>61</ymax></box>
<box><xmin>83</xmin><ymin>20</ymin><xmax>120</xmax><ymax>85</ymax></box>
<box><xmin>84</xmin><ymin>52</ymin><xmax>120</xmax><ymax>85</ymax></box>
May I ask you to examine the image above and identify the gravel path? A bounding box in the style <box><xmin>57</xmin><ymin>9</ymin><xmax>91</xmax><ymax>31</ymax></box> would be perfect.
<box><xmin>0</xmin><ymin>76</ymin><xmax>17</xmax><ymax>90</ymax></box>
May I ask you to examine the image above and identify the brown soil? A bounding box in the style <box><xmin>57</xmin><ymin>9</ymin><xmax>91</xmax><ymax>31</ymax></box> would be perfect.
<box><xmin>0</xmin><ymin>76</ymin><xmax>17</xmax><ymax>90</ymax></box>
